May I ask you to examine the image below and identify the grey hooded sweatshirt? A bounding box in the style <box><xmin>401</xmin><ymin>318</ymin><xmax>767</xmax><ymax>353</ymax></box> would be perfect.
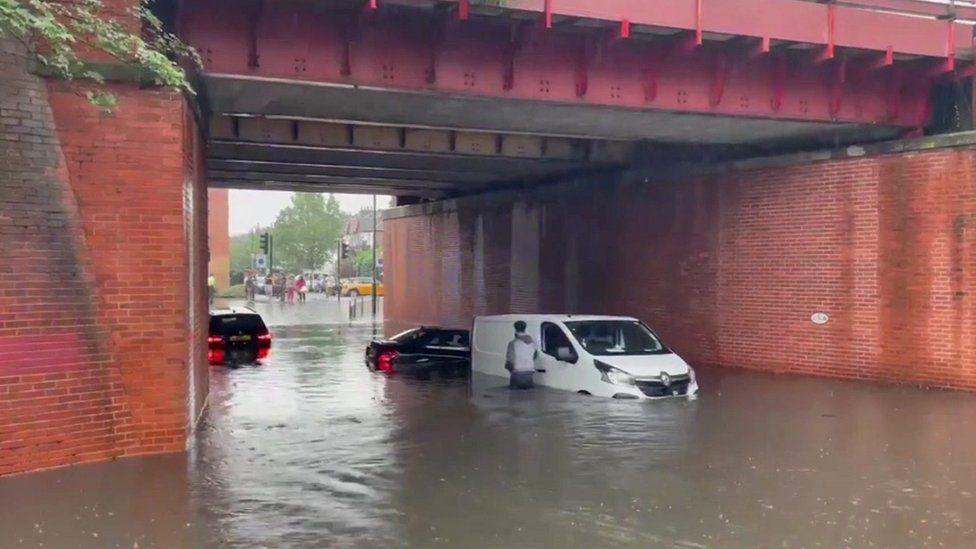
<box><xmin>506</xmin><ymin>333</ymin><xmax>539</xmax><ymax>373</ymax></box>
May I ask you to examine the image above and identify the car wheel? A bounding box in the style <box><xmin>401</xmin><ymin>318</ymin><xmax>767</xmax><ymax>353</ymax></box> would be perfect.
<box><xmin>577</xmin><ymin>390</ymin><xmax>591</xmax><ymax>396</ymax></box>
<box><xmin>348</xmin><ymin>289</ymin><xmax>359</xmax><ymax>298</ymax></box>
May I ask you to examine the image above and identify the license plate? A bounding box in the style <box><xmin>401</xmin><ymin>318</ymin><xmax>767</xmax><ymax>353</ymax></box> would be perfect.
<box><xmin>230</xmin><ymin>350</ymin><xmax>252</xmax><ymax>361</ymax></box>
<box><xmin>229</xmin><ymin>335</ymin><xmax>252</xmax><ymax>342</ymax></box>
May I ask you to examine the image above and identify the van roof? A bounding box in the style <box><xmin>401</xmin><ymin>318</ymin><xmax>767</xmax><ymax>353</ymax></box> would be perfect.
<box><xmin>474</xmin><ymin>314</ymin><xmax>638</xmax><ymax>322</ymax></box>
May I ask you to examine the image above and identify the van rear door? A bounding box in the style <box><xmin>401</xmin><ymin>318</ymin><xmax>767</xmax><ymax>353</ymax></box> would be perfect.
<box><xmin>472</xmin><ymin>319</ymin><xmax>513</xmax><ymax>377</ymax></box>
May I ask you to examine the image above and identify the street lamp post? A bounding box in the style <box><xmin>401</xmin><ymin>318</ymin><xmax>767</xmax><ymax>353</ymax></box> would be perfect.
<box><xmin>371</xmin><ymin>194</ymin><xmax>377</xmax><ymax>316</ymax></box>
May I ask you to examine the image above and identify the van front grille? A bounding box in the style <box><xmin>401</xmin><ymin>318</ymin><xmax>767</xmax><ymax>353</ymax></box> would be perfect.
<box><xmin>635</xmin><ymin>375</ymin><xmax>690</xmax><ymax>398</ymax></box>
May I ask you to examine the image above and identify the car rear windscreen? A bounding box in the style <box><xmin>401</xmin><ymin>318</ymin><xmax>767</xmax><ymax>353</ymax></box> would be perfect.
<box><xmin>210</xmin><ymin>314</ymin><xmax>267</xmax><ymax>335</ymax></box>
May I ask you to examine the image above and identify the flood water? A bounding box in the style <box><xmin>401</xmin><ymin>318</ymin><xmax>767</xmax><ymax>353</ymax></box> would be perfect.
<box><xmin>3</xmin><ymin>298</ymin><xmax>976</xmax><ymax>548</ymax></box>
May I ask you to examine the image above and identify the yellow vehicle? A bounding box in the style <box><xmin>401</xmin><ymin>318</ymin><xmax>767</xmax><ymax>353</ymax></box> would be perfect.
<box><xmin>341</xmin><ymin>277</ymin><xmax>384</xmax><ymax>297</ymax></box>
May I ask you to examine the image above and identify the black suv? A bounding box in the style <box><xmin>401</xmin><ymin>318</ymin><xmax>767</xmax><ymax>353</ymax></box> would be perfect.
<box><xmin>366</xmin><ymin>327</ymin><xmax>470</xmax><ymax>377</ymax></box>
<box><xmin>208</xmin><ymin>307</ymin><xmax>272</xmax><ymax>365</ymax></box>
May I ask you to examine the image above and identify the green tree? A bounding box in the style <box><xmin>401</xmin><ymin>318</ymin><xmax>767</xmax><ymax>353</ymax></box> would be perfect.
<box><xmin>271</xmin><ymin>193</ymin><xmax>344</xmax><ymax>272</ymax></box>
<box><xmin>1</xmin><ymin>0</ymin><xmax>197</xmax><ymax>107</ymax></box>
<box><xmin>355</xmin><ymin>246</ymin><xmax>382</xmax><ymax>278</ymax></box>
<box><xmin>229</xmin><ymin>231</ymin><xmax>259</xmax><ymax>273</ymax></box>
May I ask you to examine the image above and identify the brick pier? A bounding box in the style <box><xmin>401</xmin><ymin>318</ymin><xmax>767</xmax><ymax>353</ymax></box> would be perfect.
<box><xmin>0</xmin><ymin>38</ymin><xmax>209</xmax><ymax>476</ymax></box>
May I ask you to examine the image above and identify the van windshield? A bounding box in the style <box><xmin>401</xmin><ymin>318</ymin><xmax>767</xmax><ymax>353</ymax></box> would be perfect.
<box><xmin>564</xmin><ymin>320</ymin><xmax>670</xmax><ymax>356</ymax></box>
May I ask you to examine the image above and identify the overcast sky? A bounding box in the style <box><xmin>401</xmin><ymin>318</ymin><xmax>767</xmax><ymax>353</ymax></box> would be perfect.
<box><xmin>228</xmin><ymin>190</ymin><xmax>392</xmax><ymax>236</ymax></box>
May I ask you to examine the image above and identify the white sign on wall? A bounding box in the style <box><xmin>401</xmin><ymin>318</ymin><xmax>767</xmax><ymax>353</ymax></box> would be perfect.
<box><xmin>811</xmin><ymin>313</ymin><xmax>829</xmax><ymax>325</ymax></box>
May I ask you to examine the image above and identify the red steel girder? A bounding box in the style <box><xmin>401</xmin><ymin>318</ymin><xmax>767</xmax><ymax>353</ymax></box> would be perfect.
<box><xmin>771</xmin><ymin>55</ymin><xmax>786</xmax><ymax>113</ymax></box>
<box><xmin>709</xmin><ymin>50</ymin><xmax>730</xmax><ymax>107</ymax></box>
<box><xmin>828</xmin><ymin>57</ymin><xmax>848</xmax><ymax>118</ymax></box>
<box><xmin>182</xmin><ymin>0</ymin><xmax>943</xmax><ymax>128</ymax></box>
<box><xmin>835</xmin><ymin>0</ymin><xmax>976</xmax><ymax>21</ymax></box>
<box><xmin>499</xmin><ymin>0</ymin><xmax>972</xmax><ymax>59</ymax></box>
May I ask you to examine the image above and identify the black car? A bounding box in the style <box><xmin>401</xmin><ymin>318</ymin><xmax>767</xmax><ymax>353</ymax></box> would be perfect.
<box><xmin>209</xmin><ymin>307</ymin><xmax>272</xmax><ymax>365</ymax></box>
<box><xmin>366</xmin><ymin>327</ymin><xmax>470</xmax><ymax>377</ymax></box>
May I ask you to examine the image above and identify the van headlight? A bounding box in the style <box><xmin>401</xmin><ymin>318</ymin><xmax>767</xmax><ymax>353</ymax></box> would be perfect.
<box><xmin>595</xmin><ymin>361</ymin><xmax>635</xmax><ymax>386</ymax></box>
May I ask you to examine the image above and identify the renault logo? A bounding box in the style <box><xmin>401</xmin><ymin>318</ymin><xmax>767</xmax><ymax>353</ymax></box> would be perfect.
<box><xmin>660</xmin><ymin>372</ymin><xmax>671</xmax><ymax>386</ymax></box>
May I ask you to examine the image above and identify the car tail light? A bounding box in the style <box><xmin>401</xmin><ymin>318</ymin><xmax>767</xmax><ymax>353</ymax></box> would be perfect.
<box><xmin>377</xmin><ymin>349</ymin><xmax>398</xmax><ymax>372</ymax></box>
<box><xmin>256</xmin><ymin>332</ymin><xmax>271</xmax><ymax>361</ymax></box>
<box><xmin>208</xmin><ymin>335</ymin><xmax>223</xmax><ymax>346</ymax></box>
<box><xmin>208</xmin><ymin>348</ymin><xmax>224</xmax><ymax>365</ymax></box>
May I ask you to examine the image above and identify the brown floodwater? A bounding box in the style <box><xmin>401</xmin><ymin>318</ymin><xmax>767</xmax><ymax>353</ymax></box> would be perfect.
<box><xmin>2</xmin><ymin>298</ymin><xmax>976</xmax><ymax>548</ymax></box>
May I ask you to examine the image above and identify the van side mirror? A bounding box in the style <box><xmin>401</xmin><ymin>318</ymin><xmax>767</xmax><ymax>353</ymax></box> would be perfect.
<box><xmin>556</xmin><ymin>346</ymin><xmax>577</xmax><ymax>364</ymax></box>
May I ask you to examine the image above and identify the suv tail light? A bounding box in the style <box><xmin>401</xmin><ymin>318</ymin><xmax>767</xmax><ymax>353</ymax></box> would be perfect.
<box><xmin>207</xmin><ymin>335</ymin><xmax>224</xmax><ymax>366</ymax></box>
<box><xmin>256</xmin><ymin>332</ymin><xmax>271</xmax><ymax>361</ymax></box>
<box><xmin>377</xmin><ymin>349</ymin><xmax>398</xmax><ymax>372</ymax></box>
<box><xmin>208</xmin><ymin>348</ymin><xmax>224</xmax><ymax>365</ymax></box>
<box><xmin>208</xmin><ymin>334</ymin><xmax>224</xmax><ymax>364</ymax></box>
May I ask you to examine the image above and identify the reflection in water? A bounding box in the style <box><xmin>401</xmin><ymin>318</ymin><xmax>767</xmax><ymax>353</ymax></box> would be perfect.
<box><xmin>2</xmin><ymin>319</ymin><xmax>976</xmax><ymax>548</ymax></box>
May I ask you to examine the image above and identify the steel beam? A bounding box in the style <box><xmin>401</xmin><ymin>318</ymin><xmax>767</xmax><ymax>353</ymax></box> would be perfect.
<box><xmin>200</xmin><ymin>75</ymin><xmax>903</xmax><ymax>144</ymax></box>
<box><xmin>207</xmin><ymin>140</ymin><xmax>596</xmax><ymax>175</ymax></box>
<box><xmin>208</xmin><ymin>159</ymin><xmax>498</xmax><ymax>183</ymax></box>
<box><xmin>181</xmin><ymin>0</ymin><xmax>952</xmax><ymax>129</ymax></box>
<box><xmin>832</xmin><ymin>0</ymin><xmax>976</xmax><ymax>21</ymax></box>
<box><xmin>208</xmin><ymin>179</ymin><xmax>447</xmax><ymax>197</ymax></box>
<box><xmin>495</xmin><ymin>0</ymin><xmax>973</xmax><ymax>57</ymax></box>
<box><xmin>206</xmin><ymin>170</ymin><xmax>470</xmax><ymax>190</ymax></box>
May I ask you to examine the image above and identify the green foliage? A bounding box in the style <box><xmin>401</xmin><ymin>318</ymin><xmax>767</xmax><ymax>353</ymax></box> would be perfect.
<box><xmin>219</xmin><ymin>284</ymin><xmax>246</xmax><ymax>299</ymax></box>
<box><xmin>0</xmin><ymin>0</ymin><xmax>197</xmax><ymax>104</ymax></box>
<box><xmin>355</xmin><ymin>246</ymin><xmax>381</xmax><ymax>278</ymax></box>
<box><xmin>271</xmin><ymin>193</ymin><xmax>345</xmax><ymax>272</ymax></box>
<box><xmin>229</xmin><ymin>231</ymin><xmax>261</xmax><ymax>273</ymax></box>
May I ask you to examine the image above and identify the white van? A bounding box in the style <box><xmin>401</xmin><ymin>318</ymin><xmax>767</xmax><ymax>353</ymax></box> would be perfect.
<box><xmin>472</xmin><ymin>315</ymin><xmax>698</xmax><ymax>399</ymax></box>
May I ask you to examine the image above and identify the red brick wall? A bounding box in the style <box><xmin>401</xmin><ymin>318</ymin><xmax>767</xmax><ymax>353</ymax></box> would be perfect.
<box><xmin>0</xmin><ymin>38</ymin><xmax>208</xmax><ymax>476</ymax></box>
<box><xmin>385</xmin><ymin>145</ymin><xmax>976</xmax><ymax>391</ymax></box>
<box><xmin>207</xmin><ymin>188</ymin><xmax>231</xmax><ymax>290</ymax></box>
<box><xmin>184</xmin><ymin>108</ymin><xmax>211</xmax><ymax>433</ymax></box>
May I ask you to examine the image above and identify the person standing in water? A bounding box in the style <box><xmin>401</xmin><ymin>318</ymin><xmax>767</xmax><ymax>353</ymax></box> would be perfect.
<box><xmin>505</xmin><ymin>320</ymin><xmax>539</xmax><ymax>389</ymax></box>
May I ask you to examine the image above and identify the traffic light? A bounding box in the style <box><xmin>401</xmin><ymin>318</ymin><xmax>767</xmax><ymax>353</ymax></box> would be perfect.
<box><xmin>341</xmin><ymin>241</ymin><xmax>350</xmax><ymax>259</ymax></box>
<box><xmin>259</xmin><ymin>232</ymin><xmax>270</xmax><ymax>254</ymax></box>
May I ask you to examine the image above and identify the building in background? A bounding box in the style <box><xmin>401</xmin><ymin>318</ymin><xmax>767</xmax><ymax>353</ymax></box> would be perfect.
<box><xmin>344</xmin><ymin>208</ymin><xmax>384</xmax><ymax>248</ymax></box>
<box><xmin>208</xmin><ymin>188</ymin><xmax>230</xmax><ymax>290</ymax></box>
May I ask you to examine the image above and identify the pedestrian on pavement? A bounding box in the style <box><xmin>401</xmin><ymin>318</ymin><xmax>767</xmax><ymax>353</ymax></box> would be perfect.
<box><xmin>275</xmin><ymin>272</ymin><xmax>286</xmax><ymax>302</ymax></box>
<box><xmin>296</xmin><ymin>275</ymin><xmax>307</xmax><ymax>303</ymax></box>
<box><xmin>505</xmin><ymin>320</ymin><xmax>539</xmax><ymax>390</ymax></box>
<box><xmin>286</xmin><ymin>275</ymin><xmax>297</xmax><ymax>303</ymax></box>
<box><xmin>244</xmin><ymin>273</ymin><xmax>255</xmax><ymax>301</ymax></box>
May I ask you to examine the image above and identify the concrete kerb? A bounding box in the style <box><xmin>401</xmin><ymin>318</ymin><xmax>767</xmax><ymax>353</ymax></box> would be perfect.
<box><xmin>385</xmin><ymin>131</ymin><xmax>976</xmax><ymax>221</ymax></box>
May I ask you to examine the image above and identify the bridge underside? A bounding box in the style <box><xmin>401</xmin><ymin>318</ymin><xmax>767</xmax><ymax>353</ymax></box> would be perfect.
<box><xmin>186</xmin><ymin>0</ymin><xmax>975</xmax><ymax>198</ymax></box>
<box><xmin>201</xmin><ymin>74</ymin><xmax>904</xmax><ymax>197</ymax></box>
